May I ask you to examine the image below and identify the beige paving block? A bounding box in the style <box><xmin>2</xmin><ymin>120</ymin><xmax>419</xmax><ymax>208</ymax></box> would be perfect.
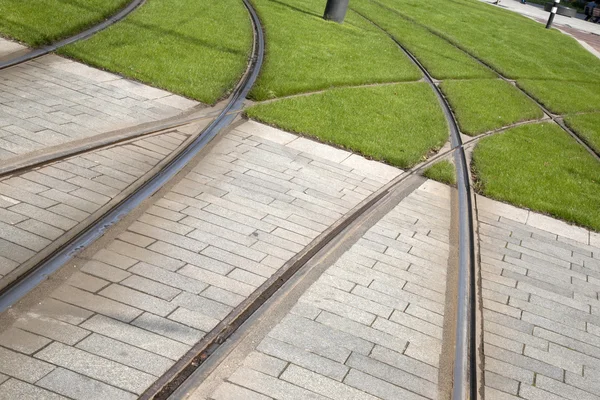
<box><xmin>476</xmin><ymin>194</ymin><xmax>529</xmax><ymax>224</ymax></box>
<box><xmin>236</xmin><ymin>121</ymin><xmax>297</xmax><ymax>145</ymax></box>
<box><xmin>340</xmin><ymin>153</ymin><xmax>402</xmax><ymax>183</ymax></box>
<box><xmin>527</xmin><ymin>212</ymin><xmax>589</xmax><ymax>244</ymax></box>
<box><xmin>286</xmin><ymin>137</ymin><xmax>351</xmax><ymax>163</ymax></box>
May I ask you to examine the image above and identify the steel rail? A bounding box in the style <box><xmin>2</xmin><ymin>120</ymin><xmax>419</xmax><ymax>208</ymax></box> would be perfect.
<box><xmin>0</xmin><ymin>0</ymin><xmax>146</xmax><ymax>70</ymax></box>
<box><xmin>352</xmin><ymin>9</ymin><xmax>477</xmax><ymax>400</ymax></box>
<box><xmin>0</xmin><ymin>0</ymin><xmax>264</xmax><ymax>315</ymax></box>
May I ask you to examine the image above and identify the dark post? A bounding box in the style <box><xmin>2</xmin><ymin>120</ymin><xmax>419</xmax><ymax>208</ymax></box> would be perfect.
<box><xmin>324</xmin><ymin>0</ymin><xmax>349</xmax><ymax>23</ymax></box>
<box><xmin>545</xmin><ymin>0</ymin><xmax>560</xmax><ymax>28</ymax></box>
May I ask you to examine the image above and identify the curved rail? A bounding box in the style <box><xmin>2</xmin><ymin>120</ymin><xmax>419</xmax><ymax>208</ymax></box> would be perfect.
<box><xmin>369</xmin><ymin>0</ymin><xmax>600</xmax><ymax>162</ymax></box>
<box><xmin>0</xmin><ymin>0</ymin><xmax>145</xmax><ymax>70</ymax></box>
<box><xmin>0</xmin><ymin>0</ymin><xmax>264</xmax><ymax>316</ymax></box>
<box><xmin>353</xmin><ymin>9</ymin><xmax>477</xmax><ymax>400</ymax></box>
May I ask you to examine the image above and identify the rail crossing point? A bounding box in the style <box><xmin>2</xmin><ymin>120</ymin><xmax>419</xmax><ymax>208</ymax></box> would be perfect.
<box><xmin>546</xmin><ymin>0</ymin><xmax>560</xmax><ymax>28</ymax></box>
<box><xmin>323</xmin><ymin>0</ymin><xmax>349</xmax><ymax>23</ymax></box>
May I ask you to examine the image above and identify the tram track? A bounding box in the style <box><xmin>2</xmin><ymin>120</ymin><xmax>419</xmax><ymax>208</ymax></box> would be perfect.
<box><xmin>0</xmin><ymin>1</ymin><xmax>479</xmax><ymax>399</ymax></box>
<box><xmin>368</xmin><ymin>0</ymin><xmax>600</xmax><ymax>162</ymax></box>
<box><xmin>0</xmin><ymin>0</ymin><xmax>146</xmax><ymax>70</ymax></box>
<box><xmin>0</xmin><ymin>0</ymin><xmax>264</xmax><ymax>313</ymax></box>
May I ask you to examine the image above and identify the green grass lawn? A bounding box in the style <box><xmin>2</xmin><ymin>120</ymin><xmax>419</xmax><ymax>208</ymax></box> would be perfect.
<box><xmin>517</xmin><ymin>80</ymin><xmax>600</xmax><ymax>115</ymax></box>
<box><xmin>473</xmin><ymin>123</ymin><xmax>600</xmax><ymax>231</ymax></box>
<box><xmin>424</xmin><ymin>160</ymin><xmax>456</xmax><ymax>186</ymax></box>
<box><xmin>246</xmin><ymin>83</ymin><xmax>448</xmax><ymax>168</ymax></box>
<box><xmin>564</xmin><ymin>113</ymin><xmax>600</xmax><ymax>154</ymax></box>
<box><xmin>370</xmin><ymin>0</ymin><xmax>600</xmax><ymax>82</ymax></box>
<box><xmin>350</xmin><ymin>0</ymin><xmax>494</xmax><ymax>80</ymax></box>
<box><xmin>440</xmin><ymin>79</ymin><xmax>544</xmax><ymax>135</ymax></box>
<box><xmin>247</xmin><ymin>0</ymin><xmax>421</xmax><ymax>101</ymax></box>
<box><xmin>0</xmin><ymin>0</ymin><xmax>129</xmax><ymax>46</ymax></box>
<box><xmin>62</xmin><ymin>0</ymin><xmax>252</xmax><ymax>105</ymax></box>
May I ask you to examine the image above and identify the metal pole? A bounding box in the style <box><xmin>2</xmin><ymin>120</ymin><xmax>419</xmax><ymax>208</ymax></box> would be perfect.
<box><xmin>324</xmin><ymin>0</ymin><xmax>349</xmax><ymax>23</ymax></box>
<box><xmin>546</xmin><ymin>0</ymin><xmax>560</xmax><ymax>28</ymax></box>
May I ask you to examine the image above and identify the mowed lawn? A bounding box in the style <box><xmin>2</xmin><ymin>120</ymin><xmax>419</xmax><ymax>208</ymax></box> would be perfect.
<box><xmin>247</xmin><ymin>83</ymin><xmax>448</xmax><ymax>168</ymax></box>
<box><xmin>473</xmin><ymin>123</ymin><xmax>600</xmax><ymax>231</ymax></box>
<box><xmin>0</xmin><ymin>0</ymin><xmax>130</xmax><ymax>46</ymax></box>
<box><xmin>63</xmin><ymin>0</ymin><xmax>253</xmax><ymax>105</ymax></box>
<box><xmin>248</xmin><ymin>0</ymin><xmax>421</xmax><ymax>100</ymax></box>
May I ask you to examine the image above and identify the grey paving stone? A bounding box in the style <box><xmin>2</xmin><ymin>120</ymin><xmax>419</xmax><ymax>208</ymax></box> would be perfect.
<box><xmin>243</xmin><ymin>350</ymin><xmax>288</xmax><ymax>377</ymax></box>
<box><xmin>347</xmin><ymin>353</ymin><xmax>436</xmax><ymax>399</ymax></box>
<box><xmin>519</xmin><ymin>384</ymin><xmax>572</xmax><ymax>400</ymax></box>
<box><xmin>485</xmin><ymin>371</ymin><xmax>519</xmax><ymax>395</ymax></box>
<box><xmin>117</xmin><ymin>231</ymin><xmax>156</xmax><ymax>248</ymax></box>
<box><xmin>536</xmin><ymin>374</ymin><xmax>600</xmax><ymax>400</ymax></box>
<box><xmin>99</xmin><ymin>284</ymin><xmax>177</xmax><ymax>317</ymax></box>
<box><xmin>92</xmin><ymin>248</ymin><xmax>137</xmax><ymax>269</ymax></box>
<box><xmin>485</xmin><ymin>387</ymin><xmax>521</xmax><ymax>400</ymax></box>
<box><xmin>37</xmin><ymin>368</ymin><xmax>136</xmax><ymax>400</ymax></box>
<box><xmin>172</xmin><ymin>292</ymin><xmax>232</xmax><ymax>320</ymax></box>
<box><xmin>52</xmin><ymin>285</ymin><xmax>142</xmax><ymax>323</ymax></box>
<box><xmin>281</xmin><ymin>364</ymin><xmax>379</xmax><ymax>400</ymax></box>
<box><xmin>178</xmin><ymin>264</ymin><xmax>256</xmax><ymax>297</ymax></box>
<box><xmin>31</xmin><ymin>298</ymin><xmax>93</xmax><ymax>326</ymax></box>
<box><xmin>168</xmin><ymin>307</ymin><xmax>219</xmax><ymax>332</ymax></box>
<box><xmin>485</xmin><ymin>344</ymin><xmax>564</xmax><ymax>381</ymax></box>
<box><xmin>228</xmin><ymin>366</ymin><xmax>327</xmax><ymax>400</ymax></box>
<box><xmin>343</xmin><ymin>368</ymin><xmax>425</xmax><ymax>400</ymax></box>
<box><xmin>129</xmin><ymin>221</ymin><xmax>207</xmax><ymax>253</ymax></box>
<box><xmin>14</xmin><ymin>312</ymin><xmax>90</xmax><ymax>345</ymax></box>
<box><xmin>0</xmin><ymin>208</ymin><xmax>28</xmax><ymax>225</ymax></box>
<box><xmin>148</xmin><ymin>241</ymin><xmax>234</xmax><ymax>275</ymax></box>
<box><xmin>108</xmin><ymin>240</ymin><xmax>185</xmax><ymax>271</ymax></box>
<box><xmin>132</xmin><ymin>312</ymin><xmax>204</xmax><ymax>346</ymax></box>
<box><xmin>211</xmin><ymin>382</ymin><xmax>273</xmax><ymax>400</ymax></box>
<box><xmin>42</xmin><ymin>189</ymin><xmax>98</xmax><ymax>213</ymax></box>
<box><xmin>0</xmin><ymin>346</ymin><xmax>55</xmax><ymax>383</ymax></box>
<box><xmin>200</xmin><ymin>286</ymin><xmax>245</xmax><ymax>307</ymax></box>
<box><xmin>0</xmin><ymin>220</ymin><xmax>50</xmax><ymax>251</ymax></box>
<box><xmin>0</xmin><ymin>237</ymin><xmax>35</xmax><ymax>264</ymax></box>
<box><xmin>121</xmin><ymin>275</ymin><xmax>181</xmax><ymax>300</ymax></box>
<box><xmin>76</xmin><ymin>333</ymin><xmax>172</xmax><ymax>377</ymax></box>
<box><xmin>0</xmin><ymin>379</ymin><xmax>67</xmax><ymax>400</ymax></box>
<box><xmin>257</xmin><ymin>337</ymin><xmax>348</xmax><ymax>381</ymax></box>
<box><xmin>128</xmin><ymin>262</ymin><xmax>207</xmax><ymax>294</ymax></box>
<box><xmin>9</xmin><ymin>202</ymin><xmax>77</xmax><ymax>230</ymax></box>
<box><xmin>80</xmin><ymin>314</ymin><xmax>189</xmax><ymax>360</ymax></box>
<box><xmin>485</xmin><ymin>357</ymin><xmax>535</xmax><ymax>385</ymax></box>
<box><xmin>16</xmin><ymin>219</ymin><xmax>64</xmax><ymax>240</ymax></box>
<box><xmin>66</xmin><ymin>272</ymin><xmax>109</xmax><ymax>293</ymax></box>
<box><xmin>23</xmin><ymin>170</ymin><xmax>79</xmax><ymax>193</ymax></box>
<box><xmin>0</xmin><ymin>327</ymin><xmax>51</xmax><ymax>354</ymax></box>
<box><xmin>47</xmin><ymin>203</ymin><xmax>88</xmax><ymax>222</ymax></box>
<box><xmin>74</xmin><ymin>261</ymin><xmax>125</xmax><ymax>284</ymax></box>
<box><xmin>370</xmin><ymin>344</ymin><xmax>438</xmax><ymax>384</ymax></box>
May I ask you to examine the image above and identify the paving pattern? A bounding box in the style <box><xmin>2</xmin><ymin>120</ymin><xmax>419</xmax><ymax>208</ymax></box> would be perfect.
<box><xmin>0</xmin><ymin>128</ymin><xmax>193</xmax><ymax>285</ymax></box>
<box><xmin>0</xmin><ymin>37</ymin><xmax>198</xmax><ymax>160</ymax></box>
<box><xmin>477</xmin><ymin>195</ymin><xmax>600</xmax><ymax>400</ymax></box>
<box><xmin>198</xmin><ymin>179</ymin><xmax>452</xmax><ymax>400</ymax></box>
<box><xmin>0</xmin><ymin>121</ymin><xmax>401</xmax><ymax>399</ymax></box>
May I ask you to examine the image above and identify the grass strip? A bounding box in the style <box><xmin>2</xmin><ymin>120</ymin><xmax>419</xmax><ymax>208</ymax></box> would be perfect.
<box><xmin>564</xmin><ymin>113</ymin><xmax>600</xmax><ymax>154</ymax></box>
<box><xmin>351</xmin><ymin>0</ymin><xmax>494</xmax><ymax>80</ymax></box>
<box><xmin>440</xmin><ymin>79</ymin><xmax>544</xmax><ymax>135</ymax></box>
<box><xmin>0</xmin><ymin>0</ymin><xmax>129</xmax><ymax>46</ymax></box>
<box><xmin>371</xmin><ymin>0</ymin><xmax>600</xmax><ymax>83</ymax></box>
<box><xmin>246</xmin><ymin>83</ymin><xmax>448</xmax><ymax>168</ymax></box>
<box><xmin>473</xmin><ymin>122</ymin><xmax>600</xmax><ymax>231</ymax></box>
<box><xmin>62</xmin><ymin>0</ymin><xmax>252</xmax><ymax>105</ymax></box>
<box><xmin>517</xmin><ymin>80</ymin><xmax>600</xmax><ymax>115</ymax></box>
<box><xmin>247</xmin><ymin>0</ymin><xmax>421</xmax><ymax>101</ymax></box>
<box><xmin>424</xmin><ymin>160</ymin><xmax>456</xmax><ymax>186</ymax></box>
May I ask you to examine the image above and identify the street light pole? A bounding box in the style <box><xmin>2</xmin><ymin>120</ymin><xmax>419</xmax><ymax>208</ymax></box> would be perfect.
<box><xmin>546</xmin><ymin>0</ymin><xmax>560</xmax><ymax>28</ymax></box>
<box><xmin>324</xmin><ymin>0</ymin><xmax>349</xmax><ymax>23</ymax></box>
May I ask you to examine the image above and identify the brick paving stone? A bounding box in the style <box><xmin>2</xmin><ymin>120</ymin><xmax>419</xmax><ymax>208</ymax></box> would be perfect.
<box><xmin>0</xmin><ymin>122</ymin><xmax>404</xmax><ymax>399</ymax></box>
<box><xmin>37</xmin><ymin>368</ymin><xmax>136</xmax><ymax>400</ymax></box>
<box><xmin>0</xmin><ymin>379</ymin><xmax>67</xmax><ymax>400</ymax></box>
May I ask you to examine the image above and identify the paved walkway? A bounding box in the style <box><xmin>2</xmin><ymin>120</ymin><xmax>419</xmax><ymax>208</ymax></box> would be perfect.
<box><xmin>477</xmin><ymin>196</ymin><xmax>600</xmax><ymax>399</ymax></box>
<box><xmin>0</xmin><ymin>121</ymin><xmax>401</xmax><ymax>399</ymax></box>
<box><xmin>0</xmin><ymin>37</ymin><xmax>198</xmax><ymax>161</ymax></box>
<box><xmin>0</xmin><ymin>123</ymin><xmax>200</xmax><ymax>286</ymax></box>
<box><xmin>191</xmin><ymin>179</ymin><xmax>452</xmax><ymax>400</ymax></box>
